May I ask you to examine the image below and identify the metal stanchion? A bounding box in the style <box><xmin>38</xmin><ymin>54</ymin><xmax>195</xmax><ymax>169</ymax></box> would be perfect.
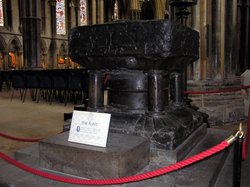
<box><xmin>233</xmin><ymin>123</ymin><xmax>244</xmax><ymax>187</ymax></box>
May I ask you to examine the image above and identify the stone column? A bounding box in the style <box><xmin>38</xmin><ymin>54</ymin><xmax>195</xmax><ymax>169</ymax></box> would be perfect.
<box><xmin>148</xmin><ymin>70</ymin><xmax>168</xmax><ymax>114</ymax></box>
<box><xmin>69</xmin><ymin>0</ymin><xmax>76</xmax><ymax>28</ymax></box>
<box><xmin>88</xmin><ymin>71</ymin><xmax>104</xmax><ymax>110</ymax></box>
<box><xmin>130</xmin><ymin>0</ymin><xmax>140</xmax><ymax>20</ymax></box>
<box><xmin>211</xmin><ymin>0</ymin><xmax>226</xmax><ymax>80</ymax></box>
<box><xmin>92</xmin><ymin>0</ymin><xmax>97</xmax><ymax>24</ymax></box>
<box><xmin>74</xmin><ymin>0</ymin><xmax>79</xmax><ymax>26</ymax></box>
<box><xmin>191</xmin><ymin>0</ymin><xmax>208</xmax><ymax>80</ymax></box>
<box><xmin>220</xmin><ymin>0</ymin><xmax>225</xmax><ymax>79</ymax></box>
<box><xmin>49</xmin><ymin>0</ymin><xmax>57</xmax><ymax>68</ymax></box>
<box><xmin>191</xmin><ymin>0</ymin><xmax>201</xmax><ymax>80</ymax></box>
<box><xmin>98</xmin><ymin>0</ymin><xmax>104</xmax><ymax>24</ymax></box>
<box><xmin>224</xmin><ymin>0</ymin><xmax>237</xmax><ymax>78</ymax></box>
<box><xmin>21</xmin><ymin>0</ymin><xmax>42</xmax><ymax>69</ymax></box>
<box><xmin>170</xmin><ymin>72</ymin><xmax>183</xmax><ymax>105</ymax></box>
<box><xmin>155</xmin><ymin>0</ymin><xmax>166</xmax><ymax>19</ymax></box>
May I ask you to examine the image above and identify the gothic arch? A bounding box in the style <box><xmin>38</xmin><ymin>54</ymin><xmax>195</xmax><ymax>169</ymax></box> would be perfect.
<box><xmin>7</xmin><ymin>36</ymin><xmax>22</xmax><ymax>69</ymax></box>
<box><xmin>8</xmin><ymin>36</ymin><xmax>22</xmax><ymax>52</ymax></box>
<box><xmin>57</xmin><ymin>41</ymin><xmax>68</xmax><ymax>67</ymax></box>
<box><xmin>58</xmin><ymin>42</ymin><xmax>67</xmax><ymax>55</ymax></box>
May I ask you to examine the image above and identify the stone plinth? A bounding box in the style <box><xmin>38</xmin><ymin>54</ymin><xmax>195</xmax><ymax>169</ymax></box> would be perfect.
<box><xmin>39</xmin><ymin>132</ymin><xmax>150</xmax><ymax>178</ymax></box>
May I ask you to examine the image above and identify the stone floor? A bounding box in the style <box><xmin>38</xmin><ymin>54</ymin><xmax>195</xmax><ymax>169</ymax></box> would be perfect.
<box><xmin>0</xmin><ymin>90</ymin><xmax>74</xmax><ymax>156</ymax></box>
<box><xmin>0</xmin><ymin>89</ymin><xmax>250</xmax><ymax>186</ymax></box>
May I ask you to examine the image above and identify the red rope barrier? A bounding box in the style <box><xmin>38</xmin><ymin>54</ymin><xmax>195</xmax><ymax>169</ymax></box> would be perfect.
<box><xmin>0</xmin><ymin>132</ymin><xmax>42</xmax><ymax>142</ymax></box>
<box><xmin>0</xmin><ymin>140</ymin><xmax>230</xmax><ymax>185</ymax></box>
<box><xmin>184</xmin><ymin>85</ymin><xmax>250</xmax><ymax>95</ymax></box>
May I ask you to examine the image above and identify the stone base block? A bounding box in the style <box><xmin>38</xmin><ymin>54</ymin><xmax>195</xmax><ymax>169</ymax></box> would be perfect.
<box><xmin>151</xmin><ymin>124</ymin><xmax>207</xmax><ymax>164</ymax></box>
<box><xmin>39</xmin><ymin>132</ymin><xmax>150</xmax><ymax>178</ymax></box>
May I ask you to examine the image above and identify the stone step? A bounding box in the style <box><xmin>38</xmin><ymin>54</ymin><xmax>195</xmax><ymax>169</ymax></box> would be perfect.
<box><xmin>15</xmin><ymin>143</ymin><xmax>39</xmax><ymax>161</ymax></box>
<box><xmin>39</xmin><ymin>132</ymin><xmax>150</xmax><ymax>179</ymax></box>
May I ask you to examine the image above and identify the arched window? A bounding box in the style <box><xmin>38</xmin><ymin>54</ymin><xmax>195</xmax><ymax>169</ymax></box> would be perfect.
<box><xmin>56</xmin><ymin>0</ymin><xmax>66</xmax><ymax>35</ymax></box>
<box><xmin>57</xmin><ymin>42</ymin><xmax>67</xmax><ymax>68</ymax></box>
<box><xmin>0</xmin><ymin>0</ymin><xmax>4</xmax><ymax>26</ymax></box>
<box><xmin>79</xmin><ymin>0</ymin><xmax>87</xmax><ymax>25</ymax></box>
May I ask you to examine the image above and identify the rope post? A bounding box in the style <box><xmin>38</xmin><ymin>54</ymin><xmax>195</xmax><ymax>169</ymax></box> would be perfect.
<box><xmin>233</xmin><ymin>124</ymin><xmax>244</xmax><ymax>187</ymax></box>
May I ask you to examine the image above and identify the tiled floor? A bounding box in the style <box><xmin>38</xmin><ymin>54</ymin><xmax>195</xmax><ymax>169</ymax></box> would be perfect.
<box><xmin>0</xmin><ymin>89</ymin><xmax>250</xmax><ymax>186</ymax></box>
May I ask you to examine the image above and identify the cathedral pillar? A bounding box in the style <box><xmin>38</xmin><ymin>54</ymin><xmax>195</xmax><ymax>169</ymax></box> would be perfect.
<box><xmin>130</xmin><ymin>0</ymin><xmax>140</xmax><ymax>20</ymax></box>
<box><xmin>225</xmin><ymin>0</ymin><xmax>237</xmax><ymax>78</ymax></box>
<box><xmin>191</xmin><ymin>0</ymin><xmax>238</xmax><ymax>81</ymax></box>
<box><xmin>49</xmin><ymin>0</ymin><xmax>57</xmax><ymax>68</ymax></box>
<box><xmin>69</xmin><ymin>0</ymin><xmax>76</xmax><ymax>28</ymax></box>
<box><xmin>210</xmin><ymin>0</ymin><xmax>226</xmax><ymax>80</ymax></box>
<box><xmin>192</xmin><ymin>0</ymin><xmax>209</xmax><ymax>80</ymax></box>
<box><xmin>98</xmin><ymin>0</ymin><xmax>104</xmax><ymax>24</ymax></box>
<box><xmin>92</xmin><ymin>0</ymin><xmax>97</xmax><ymax>24</ymax></box>
<box><xmin>74</xmin><ymin>0</ymin><xmax>79</xmax><ymax>26</ymax></box>
<box><xmin>155</xmin><ymin>0</ymin><xmax>166</xmax><ymax>19</ymax></box>
<box><xmin>21</xmin><ymin>0</ymin><xmax>42</xmax><ymax>69</ymax></box>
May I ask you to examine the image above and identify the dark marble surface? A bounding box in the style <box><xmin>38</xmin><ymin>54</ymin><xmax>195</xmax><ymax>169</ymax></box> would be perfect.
<box><xmin>69</xmin><ymin>20</ymin><xmax>199</xmax><ymax>71</ymax></box>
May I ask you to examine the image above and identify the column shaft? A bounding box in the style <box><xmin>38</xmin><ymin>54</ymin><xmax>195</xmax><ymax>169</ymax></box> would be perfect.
<box><xmin>99</xmin><ymin>0</ymin><xmax>104</xmax><ymax>24</ymax></box>
<box><xmin>21</xmin><ymin>0</ymin><xmax>41</xmax><ymax>69</ymax></box>
<box><xmin>155</xmin><ymin>0</ymin><xmax>166</xmax><ymax>19</ymax></box>
<box><xmin>88</xmin><ymin>71</ymin><xmax>104</xmax><ymax>110</ymax></box>
<box><xmin>220</xmin><ymin>0</ymin><xmax>225</xmax><ymax>78</ymax></box>
<box><xmin>92</xmin><ymin>0</ymin><xmax>96</xmax><ymax>24</ymax></box>
<box><xmin>49</xmin><ymin>0</ymin><xmax>57</xmax><ymax>68</ymax></box>
<box><xmin>148</xmin><ymin>70</ymin><xmax>168</xmax><ymax>113</ymax></box>
<box><xmin>170</xmin><ymin>72</ymin><xmax>183</xmax><ymax>105</ymax></box>
<box><xmin>225</xmin><ymin>0</ymin><xmax>237</xmax><ymax>78</ymax></box>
